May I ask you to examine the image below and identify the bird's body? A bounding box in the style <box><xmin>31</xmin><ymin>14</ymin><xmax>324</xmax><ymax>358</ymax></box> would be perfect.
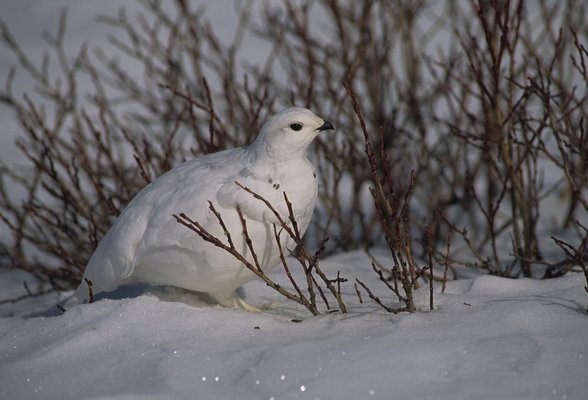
<box><xmin>64</xmin><ymin>107</ymin><xmax>333</xmax><ymax>310</ymax></box>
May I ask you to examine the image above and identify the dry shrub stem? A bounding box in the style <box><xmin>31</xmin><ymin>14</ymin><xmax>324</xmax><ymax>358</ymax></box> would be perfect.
<box><xmin>173</xmin><ymin>183</ymin><xmax>347</xmax><ymax>316</ymax></box>
<box><xmin>550</xmin><ymin>221</ymin><xmax>588</xmax><ymax>311</ymax></box>
<box><xmin>1</xmin><ymin>0</ymin><xmax>587</xmax><ymax>309</ymax></box>
<box><xmin>345</xmin><ymin>81</ymin><xmax>422</xmax><ymax>312</ymax></box>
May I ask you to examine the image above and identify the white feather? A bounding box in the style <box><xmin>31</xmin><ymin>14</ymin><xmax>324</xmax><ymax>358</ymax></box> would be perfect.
<box><xmin>64</xmin><ymin>107</ymin><xmax>333</xmax><ymax>309</ymax></box>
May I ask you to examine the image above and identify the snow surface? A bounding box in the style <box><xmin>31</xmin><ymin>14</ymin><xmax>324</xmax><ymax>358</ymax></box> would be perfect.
<box><xmin>1</xmin><ymin>250</ymin><xmax>587</xmax><ymax>400</ymax></box>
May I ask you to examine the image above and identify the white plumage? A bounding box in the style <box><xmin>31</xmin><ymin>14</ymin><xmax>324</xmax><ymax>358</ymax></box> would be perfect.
<box><xmin>64</xmin><ymin>107</ymin><xmax>333</xmax><ymax>310</ymax></box>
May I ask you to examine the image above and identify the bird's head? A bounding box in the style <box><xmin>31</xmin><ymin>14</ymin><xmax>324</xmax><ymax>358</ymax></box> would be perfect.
<box><xmin>251</xmin><ymin>107</ymin><xmax>334</xmax><ymax>161</ymax></box>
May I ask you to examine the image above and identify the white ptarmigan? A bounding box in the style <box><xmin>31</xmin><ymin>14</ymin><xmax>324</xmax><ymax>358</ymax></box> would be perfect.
<box><xmin>64</xmin><ymin>107</ymin><xmax>333</xmax><ymax>310</ymax></box>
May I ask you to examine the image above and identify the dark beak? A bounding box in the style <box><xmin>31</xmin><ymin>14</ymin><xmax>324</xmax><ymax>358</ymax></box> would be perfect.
<box><xmin>317</xmin><ymin>121</ymin><xmax>334</xmax><ymax>132</ymax></box>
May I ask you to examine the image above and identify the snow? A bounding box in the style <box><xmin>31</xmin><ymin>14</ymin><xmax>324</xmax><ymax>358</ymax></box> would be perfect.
<box><xmin>1</xmin><ymin>251</ymin><xmax>587</xmax><ymax>400</ymax></box>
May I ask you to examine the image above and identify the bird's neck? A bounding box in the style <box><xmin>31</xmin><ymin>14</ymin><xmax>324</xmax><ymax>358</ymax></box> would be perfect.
<box><xmin>248</xmin><ymin>138</ymin><xmax>309</xmax><ymax>164</ymax></box>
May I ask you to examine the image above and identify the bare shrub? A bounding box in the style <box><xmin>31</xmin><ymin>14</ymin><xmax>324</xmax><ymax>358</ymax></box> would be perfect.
<box><xmin>174</xmin><ymin>183</ymin><xmax>347</xmax><ymax>315</ymax></box>
<box><xmin>345</xmin><ymin>82</ymin><xmax>423</xmax><ymax>313</ymax></box>
<box><xmin>1</xmin><ymin>0</ymin><xmax>587</xmax><ymax>308</ymax></box>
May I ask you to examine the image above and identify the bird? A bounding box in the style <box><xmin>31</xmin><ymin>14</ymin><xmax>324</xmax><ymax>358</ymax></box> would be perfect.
<box><xmin>63</xmin><ymin>107</ymin><xmax>334</xmax><ymax>311</ymax></box>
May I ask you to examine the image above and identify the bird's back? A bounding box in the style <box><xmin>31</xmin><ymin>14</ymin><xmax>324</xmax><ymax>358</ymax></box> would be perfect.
<box><xmin>69</xmin><ymin>147</ymin><xmax>249</xmax><ymax>304</ymax></box>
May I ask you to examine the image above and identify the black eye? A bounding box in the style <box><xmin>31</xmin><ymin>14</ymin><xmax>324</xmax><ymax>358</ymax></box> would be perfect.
<box><xmin>290</xmin><ymin>123</ymin><xmax>303</xmax><ymax>131</ymax></box>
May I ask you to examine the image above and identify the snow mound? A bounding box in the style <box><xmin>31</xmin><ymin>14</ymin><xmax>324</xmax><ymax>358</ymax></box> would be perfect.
<box><xmin>1</xmin><ymin>253</ymin><xmax>587</xmax><ymax>400</ymax></box>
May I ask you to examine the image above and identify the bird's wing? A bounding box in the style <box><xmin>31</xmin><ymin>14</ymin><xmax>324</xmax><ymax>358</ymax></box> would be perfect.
<box><xmin>216</xmin><ymin>171</ymin><xmax>288</xmax><ymax>226</ymax></box>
